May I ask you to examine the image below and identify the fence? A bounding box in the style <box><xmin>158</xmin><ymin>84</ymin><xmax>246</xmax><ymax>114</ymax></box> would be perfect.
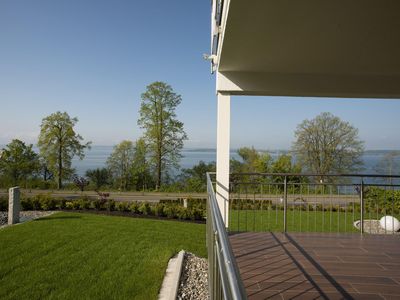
<box><xmin>206</xmin><ymin>173</ymin><xmax>247</xmax><ymax>300</ymax></box>
<box><xmin>229</xmin><ymin>173</ymin><xmax>400</xmax><ymax>234</ymax></box>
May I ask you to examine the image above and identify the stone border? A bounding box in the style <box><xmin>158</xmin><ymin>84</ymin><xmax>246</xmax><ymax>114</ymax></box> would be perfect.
<box><xmin>158</xmin><ymin>250</ymin><xmax>185</xmax><ymax>300</ymax></box>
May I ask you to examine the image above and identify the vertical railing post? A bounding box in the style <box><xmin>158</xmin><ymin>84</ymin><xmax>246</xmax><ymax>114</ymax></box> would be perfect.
<box><xmin>360</xmin><ymin>179</ymin><xmax>364</xmax><ymax>234</ymax></box>
<box><xmin>284</xmin><ymin>176</ymin><xmax>288</xmax><ymax>233</ymax></box>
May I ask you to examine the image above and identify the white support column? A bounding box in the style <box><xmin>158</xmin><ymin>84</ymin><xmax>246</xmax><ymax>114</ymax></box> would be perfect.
<box><xmin>216</xmin><ymin>92</ymin><xmax>230</xmax><ymax>226</ymax></box>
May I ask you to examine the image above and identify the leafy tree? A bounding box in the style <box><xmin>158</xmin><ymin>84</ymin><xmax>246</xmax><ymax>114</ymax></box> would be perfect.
<box><xmin>131</xmin><ymin>138</ymin><xmax>152</xmax><ymax>191</ymax></box>
<box><xmin>270</xmin><ymin>154</ymin><xmax>304</xmax><ymax>185</ymax></box>
<box><xmin>138</xmin><ymin>81</ymin><xmax>187</xmax><ymax>189</ymax></box>
<box><xmin>38</xmin><ymin>157</ymin><xmax>53</xmax><ymax>182</ymax></box>
<box><xmin>0</xmin><ymin>139</ymin><xmax>39</xmax><ymax>186</ymax></box>
<box><xmin>292</xmin><ymin>112</ymin><xmax>364</xmax><ymax>181</ymax></box>
<box><xmin>271</xmin><ymin>154</ymin><xmax>301</xmax><ymax>174</ymax></box>
<box><xmin>231</xmin><ymin>147</ymin><xmax>272</xmax><ymax>173</ymax></box>
<box><xmin>85</xmin><ymin>168</ymin><xmax>110</xmax><ymax>190</ymax></box>
<box><xmin>180</xmin><ymin>161</ymin><xmax>216</xmax><ymax>192</ymax></box>
<box><xmin>107</xmin><ymin>140</ymin><xmax>135</xmax><ymax>190</ymax></box>
<box><xmin>38</xmin><ymin>111</ymin><xmax>91</xmax><ymax>189</ymax></box>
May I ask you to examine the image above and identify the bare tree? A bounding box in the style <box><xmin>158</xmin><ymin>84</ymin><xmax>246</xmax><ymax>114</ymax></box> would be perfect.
<box><xmin>292</xmin><ymin>112</ymin><xmax>364</xmax><ymax>181</ymax></box>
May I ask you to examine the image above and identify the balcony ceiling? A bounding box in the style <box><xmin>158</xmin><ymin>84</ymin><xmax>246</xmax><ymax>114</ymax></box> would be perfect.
<box><xmin>216</xmin><ymin>0</ymin><xmax>400</xmax><ymax>98</ymax></box>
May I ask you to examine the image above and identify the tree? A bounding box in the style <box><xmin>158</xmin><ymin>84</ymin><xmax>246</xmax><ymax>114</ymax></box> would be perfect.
<box><xmin>131</xmin><ymin>138</ymin><xmax>152</xmax><ymax>191</ymax></box>
<box><xmin>107</xmin><ymin>140</ymin><xmax>135</xmax><ymax>190</ymax></box>
<box><xmin>85</xmin><ymin>168</ymin><xmax>110</xmax><ymax>190</ymax></box>
<box><xmin>180</xmin><ymin>161</ymin><xmax>216</xmax><ymax>192</ymax></box>
<box><xmin>231</xmin><ymin>147</ymin><xmax>272</xmax><ymax>173</ymax></box>
<box><xmin>72</xmin><ymin>175</ymin><xmax>89</xmax><ymax>192</ymax></box>
<box><xmin>270</xmin><ymin>154</ymin><xmax>304</xmax><ymax>185</ymax></box>
<box><xmin>138</xmin><ymin>82</ymin><xmax>187</xmax><ymax>189</ymax></box>
<box><xmin>292</xmin><ymin>112</ymin><xmax>364</xmax><ymax>181</ymax></box>
<box><xmin>38</xmin><ymin>111</ymin><xmax>91</xmax><ymax>189</ymax></box>
<box><xmin>0</xmin><ymin>139</ymin><xmax>39</xmax><ymax>186</ymax></box>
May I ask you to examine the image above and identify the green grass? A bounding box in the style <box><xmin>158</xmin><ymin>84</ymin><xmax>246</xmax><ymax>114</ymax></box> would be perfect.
<box><xmin>228</xmin><ymin>209</ymin><xmax>400</xmax><ymax>233</ymax></box>
<box><xmin>0</xmin><ymin>212</ymin><xmax>206</xmax><ymax>300</ymax></box>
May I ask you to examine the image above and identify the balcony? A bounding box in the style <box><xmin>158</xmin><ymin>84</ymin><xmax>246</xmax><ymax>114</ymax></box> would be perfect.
<box><xmin>207</xmin><ymin>173</ymin><xmax>400</xmax><ymax>299</ymax></box>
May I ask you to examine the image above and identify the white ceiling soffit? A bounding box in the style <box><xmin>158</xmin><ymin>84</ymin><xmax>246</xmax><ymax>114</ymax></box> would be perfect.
<box><xmin>215</xmin><ymin>0</ymin><xmax>400</xmax><ymax>98</ymax></box>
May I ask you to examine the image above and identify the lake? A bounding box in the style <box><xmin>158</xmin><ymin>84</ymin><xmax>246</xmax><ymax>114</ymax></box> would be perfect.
<box><xmin>70</xmin><ymin>146</ymin><xmax>398</xmax><ymax>177</ymax></box>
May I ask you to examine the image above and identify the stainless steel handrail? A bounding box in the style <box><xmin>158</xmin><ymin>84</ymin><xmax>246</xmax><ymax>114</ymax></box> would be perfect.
<box><xmin>206</xmin><ymin>172</ymin><xmax>247</xmax><ymax>300</ymax></box>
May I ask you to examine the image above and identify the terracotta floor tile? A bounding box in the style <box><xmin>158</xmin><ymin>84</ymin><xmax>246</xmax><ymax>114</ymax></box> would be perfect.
<box><xmin>229</xmin><ymin>232</ymin><xmax>400</xmax><ymax>299</ymax></box>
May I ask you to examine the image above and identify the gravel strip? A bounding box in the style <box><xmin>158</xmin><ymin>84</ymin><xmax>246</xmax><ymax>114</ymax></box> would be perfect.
<box><xmin>177</xmin><ymin>252</ymin><xmax>208</xmax><ymax>300</ymax></box>
<box><xmin>354</xmin><ymin>219</ymin><xmax>400</xmax><ymax>234</ymax></box>
<box><xmin>0</xmin><ymin>211</ymin><xmax>56</xmax><ymax>228</ymax></box>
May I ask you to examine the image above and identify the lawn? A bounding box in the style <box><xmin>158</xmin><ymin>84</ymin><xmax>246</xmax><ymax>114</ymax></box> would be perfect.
<box><xmin>228</xmin><ymin>209</ymin><xmax>400</xmax><ymax>233</ymax></box>
<box><xmin>0</xmin><ymin>212</ymin><xmax>206</xmax><ymax>300</ymax></box>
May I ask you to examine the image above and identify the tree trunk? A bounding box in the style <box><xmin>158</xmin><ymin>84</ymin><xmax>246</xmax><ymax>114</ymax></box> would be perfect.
<box><xmin>58</xmin><ymin>143</ymin><xmax>63</xmax><ymax>189</ymax></box>
<box><xmin>156</xmin><ymin>149</ymin><xmax>162</xmax><ymax>190</ymax></box>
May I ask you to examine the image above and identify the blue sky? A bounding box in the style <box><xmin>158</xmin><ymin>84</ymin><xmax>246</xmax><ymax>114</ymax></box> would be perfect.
<box><xmin>0</xmin><ymin>0</ymin><xmax>399</xmax><ymax>150</ymax></box>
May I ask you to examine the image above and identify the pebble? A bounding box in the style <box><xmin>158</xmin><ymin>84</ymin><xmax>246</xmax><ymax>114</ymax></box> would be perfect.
<box><xmin>355</xmin><ymin>219</ymin><xmax>400</xmax><ymax>234</ymax></box>
<box><xmin>0</xmin><ymin>211</ymin><xmax>55</xmax><ymax>228</ymax></box>
<box><xmin>177</xmin><ymin>252</ymin><xmax>209</xmax><ymax>300</ymax></box>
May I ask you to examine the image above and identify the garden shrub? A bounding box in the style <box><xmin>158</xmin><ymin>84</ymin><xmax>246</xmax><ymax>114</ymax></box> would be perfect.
<box><xmin>21</xmin><ymin>198</ymin><xmax>33</xmax><ymax>210</ymax></box>
<box><xmin>0</xmin><ymin>197</ymin><xmax>8</xmax><ymax>211</ymax></box>
<box><xmin>129</xmin><ymin>202</ymin><xmax>139</xmax><ymax>213</ymax></box>
<box><xmin>164</xmin><ymin>205</ymin><xmax>177</xmax><ymax>219</ymax></box>
<box><xmin>138</xmin><ymin>202</ymin><xmax>151</xmax><ymax>215</ymax></box>
<box><xmin>40</xmin><ymin>196</ymin><xmax>58</xmax><ymax>210</ymax></box>
<box><xmin>65</xmin><ymin>202</ymin><xmax>74</xmax><ymax>209</ymax></box>
<box><xmin>72</xmin><ymin>200</ymin><xmax>81</xmax><ymax>210</ymax></box>
<box><xmin>115</xmin><ymin>201</ymin><xmax>130</xmax><ymax>212</ymax></box>
<box><xmin>91</xmin><ymin>198</ymin><xmax>106</xmax><ymax>210</ymax></box>
<box><xmin>57</xmin><ymin>199</ymin><xmax>67</xmax><ymax>209</ymax></box>
<box><xmin>106</xmin><ymin>199</ymin><xmax>116</xmax><ymax>211</ymax></box>
<box><xmin>154</xmin><ymin>203</ymin><xmax>165</xmax><ymax>217</ymax></box>
<box><xmin>176</xmin><ymin>207</ymin><xmax>188</xmax><ymax>220</ymax></box>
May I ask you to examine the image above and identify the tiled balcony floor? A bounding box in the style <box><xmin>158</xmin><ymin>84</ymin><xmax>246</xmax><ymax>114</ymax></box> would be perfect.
<box><xmin>229</xmin><ymin>232</ymin><xmax>400</xmax><ymax>299</ymax></box>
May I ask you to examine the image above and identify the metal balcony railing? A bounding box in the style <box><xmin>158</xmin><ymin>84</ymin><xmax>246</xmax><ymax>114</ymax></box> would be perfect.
<box><xmin>229</xmin><ymin>173</ymin><xmax>400</xmax><ymax>234</ymax></box>
<box><xmin>206</xmin><ymin>172</ymin><xmax>247</xmax><ymax>300</ymax></box>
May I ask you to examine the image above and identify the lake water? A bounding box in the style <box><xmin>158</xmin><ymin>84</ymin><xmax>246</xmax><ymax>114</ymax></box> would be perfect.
<box><xmin>70</xmin><ymin>146</ymin><xmax>398</xmax><ymax>177</ymax></box>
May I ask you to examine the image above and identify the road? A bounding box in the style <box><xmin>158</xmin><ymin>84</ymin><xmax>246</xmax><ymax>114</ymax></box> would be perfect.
<box><xmin>0</xmin><ymin>189</ymin><xmax>207</xmax><ymax>203</ymax></box>
<box><xmin>0</xmin><ymin>189</ymin><xmax>359</xmax><ymax>205</ymax></box>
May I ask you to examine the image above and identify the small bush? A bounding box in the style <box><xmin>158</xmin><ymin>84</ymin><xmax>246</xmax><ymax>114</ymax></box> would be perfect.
<box><xmin>40</xmin><ymin>197</ymin><xmax>57</xmax><ymax>210</ymax></box>
<box><xmin>115</xmin><ymin>202</ymin><xmax>130</xmax><ymax>212</ymax></box>
<box><xmin>164</xmin><ymin>205</ymin><xmax>177</xmax><ymax>219</ymax></box>
<box><xmin>129</xmin><ymin>202</ymin><xmax>139</xmax><ymax>213</ymax></box>
<box><xmin>106</xmin><ymin>199</ymin><xmax>116</xmax><ymax>211</ymax></box>
<box><xmin>21</xmin><ymin>198</ymin><xmax>33</xmax><ymax>210</ymax></box>
<box><xmin>65</xmin><ymin>202</ymin><xmax>74</xmax><ymax>209</ymax></box>
<box><xmin>154</xmin><ymin>203</ymin><xmax>165</xmax><ymax>217</ymax></box>
<box><xmin>0</xmin><ymin>197</ymin><xmax>8</xmax><ymax>211</ymax></box>
<box><xmin>176</xmin><ymin>207</ymin><xmax>188</xmax><ymax>220</ymax></box>
<box><xmin>75</xmin><ymin>199</ymin><xmax>90</xmax><ymax>210</ymax></box>
<box><xmin>72</xmin><ymin>200</ymin><xmax>81</xmax><ymax>210</ymax></box>
<box><xmin>138</xmin><ymin>202</ymin><xmax>151</xmax><ymax>215</ymax></box>
<box><xmin>57</xmin><ymin>199</ymin><xmax>67</xmax><ymax>210</ymax></box>
<box><xmin>91</xmin><ymin>199</ymin><xmax>106</xmax><ymax>210</ymax></box>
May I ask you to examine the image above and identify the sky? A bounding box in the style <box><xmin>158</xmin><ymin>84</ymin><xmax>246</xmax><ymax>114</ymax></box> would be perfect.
<box><xmin>0</xmin><ymin>0</ymin><xmax>399</xmax><ymax>150</ymax></box>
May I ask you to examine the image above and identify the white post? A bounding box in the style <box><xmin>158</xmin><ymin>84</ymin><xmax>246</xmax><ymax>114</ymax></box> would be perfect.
<box><xmin>8</xmin><ymin>187</ymin><xmax>20</xmax><ymax>225</ymax></box>
<box><xmin>216</xmin><ymin>92</ymin><xmax>230</xmax><ymax>226</ymax></box>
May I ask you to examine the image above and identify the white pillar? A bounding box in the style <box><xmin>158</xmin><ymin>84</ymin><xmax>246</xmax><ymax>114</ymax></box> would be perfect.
<box><xmin>8</xmin><ymin>187</ymin><xmax>20</xmax><ymax>225</ymax></box>
<box><xmin>216</xmin><ymin>92</ymin><xmax>230</xmax><ymax>226</ymax></box>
